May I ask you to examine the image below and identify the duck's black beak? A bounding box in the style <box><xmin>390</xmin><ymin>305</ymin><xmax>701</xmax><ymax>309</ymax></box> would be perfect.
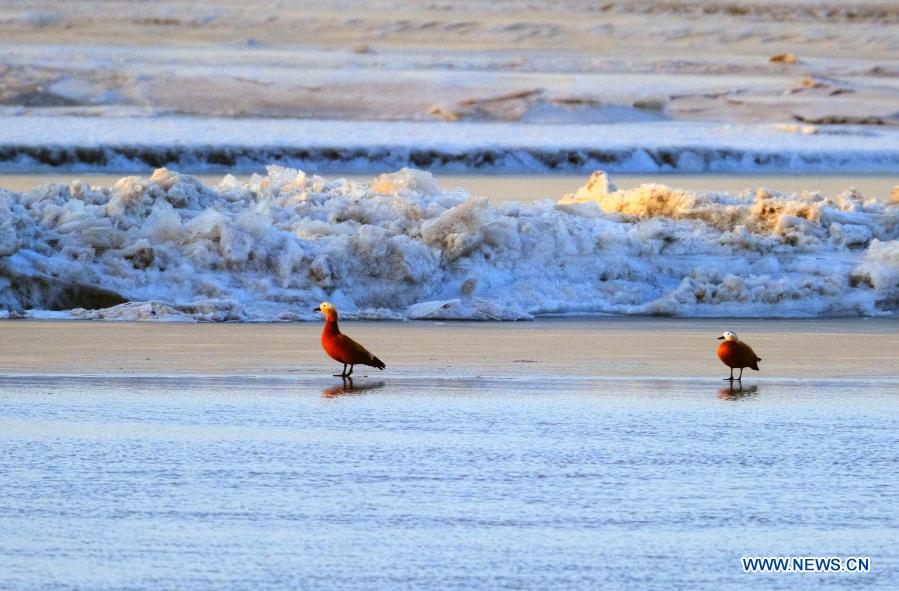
<box><xmin>313</xmin><ymin>307</ymin><xmax>321</xmax><ymax>312</ymax></box>
<box><xmin>717</xmin><ymin>336</ymin><xmax>725</xmax><ymax>340</ymax></box>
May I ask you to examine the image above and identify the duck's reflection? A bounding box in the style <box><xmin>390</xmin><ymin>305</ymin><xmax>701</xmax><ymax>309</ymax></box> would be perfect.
<box><xmin>322</xmin><ymin>377</ymin><xmax>386</xmax><ymax>398</ymax></box>
<box><xmin>718</xmin><ymin>383</ymin><xmax>759</xmax><ymax>400</ymax></box>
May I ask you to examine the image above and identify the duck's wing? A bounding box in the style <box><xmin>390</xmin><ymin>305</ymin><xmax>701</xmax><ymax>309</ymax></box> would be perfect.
<box><xmin>338</xmin><ymin>334</ymin><xmax>386</xmax><ymax>370</ymax></box>
<box><xmin>744</xmin><ymin>342</ymin><xmax>761</xmax><ymax>362</ymax></box>
<box><xmin>738</xmin><ymin>341</ymin><xmax>761</xmax><ymax>368</ymax></box>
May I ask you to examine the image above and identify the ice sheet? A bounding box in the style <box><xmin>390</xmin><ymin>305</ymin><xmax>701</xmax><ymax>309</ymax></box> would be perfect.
<box><xmin>1</xmin><ymin>116</ymin><xmax>898</xmax><ymax>174</ymax></box>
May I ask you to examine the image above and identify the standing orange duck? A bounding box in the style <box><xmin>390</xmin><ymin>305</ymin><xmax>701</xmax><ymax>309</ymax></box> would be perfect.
<box><xmin>717</xmin><ymin>331</ymin><xmax>761</xmax><ymax>382</ymax></box>
<box><xmin>315</xmin><ymin>302</ymin><xmax>386</xmax><ymax>378</ymax></box>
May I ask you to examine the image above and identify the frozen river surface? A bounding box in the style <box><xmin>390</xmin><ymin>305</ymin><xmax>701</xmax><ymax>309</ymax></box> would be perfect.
<box><xmin>1</xmin><ymin>374</ymin><xmax>897</xmax><ymax>590</ymax></box>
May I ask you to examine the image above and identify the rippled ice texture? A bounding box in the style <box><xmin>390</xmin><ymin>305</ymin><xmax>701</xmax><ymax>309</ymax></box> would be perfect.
<box><xmin>0</xmin><ymin>375</ymin><xmax>897</xmax><ymax>590</ymax></box>
<box><xmin>1</xmin><ymin>167</ymin><xmax>897</xmax><ymax>321</ymax></box>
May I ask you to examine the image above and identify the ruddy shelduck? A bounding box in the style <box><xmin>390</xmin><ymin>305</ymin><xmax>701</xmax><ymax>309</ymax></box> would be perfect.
<box><xmin>716</xmin><ymin>331</ymin><xmax>761</xmax><ymax>381</ymax></box>
<box><xmin>315</xmin><ymin>302</ymin><xmax>386</xmax><ymax>378</ymax></box>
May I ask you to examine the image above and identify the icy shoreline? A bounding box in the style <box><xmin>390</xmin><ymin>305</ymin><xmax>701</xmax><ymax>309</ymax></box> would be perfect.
<box><xmin>2</xmin><ymin>117</ymin><xmax>899</xmax><ymax>174</ymax></box>
<box><xmin>1</xmin><ymin>167</ymin><xmax>897</xmax><ymax>322</ymax></box>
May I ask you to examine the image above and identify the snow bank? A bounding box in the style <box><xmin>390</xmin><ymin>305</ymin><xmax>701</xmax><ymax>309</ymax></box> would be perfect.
<box><xmin>1</xmin><ymin>167</ymin><xmax>897</xmax><ymax>321</ymax></box>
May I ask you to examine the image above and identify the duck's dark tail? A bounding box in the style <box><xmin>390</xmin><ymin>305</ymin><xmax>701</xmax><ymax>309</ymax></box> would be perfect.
<box><xmin>369</xmin><ymin>355</ymin><xmax>386</xmax><ymax>370</ymax></box>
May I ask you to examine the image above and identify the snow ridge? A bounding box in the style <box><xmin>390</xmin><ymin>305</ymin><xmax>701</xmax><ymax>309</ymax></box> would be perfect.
<box><xmin>1</xmin><ymin>167</ymin><xmax>897</xmax><ymax>321</ymax></box>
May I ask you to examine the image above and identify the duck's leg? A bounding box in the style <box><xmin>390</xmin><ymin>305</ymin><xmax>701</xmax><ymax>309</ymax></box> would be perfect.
<box><xmin>737</xmin><ymin>367</ymin><xmax>744</xmax><ymax>381</ymax></box>
<box><xmin>724</xmin><ymin>367</ymin><xmax>734</xmax><ymax>381</ymax></box>
<box><xmin>346</xmin><ymin>365</ymin><xmax>354</xmax><ymax>377</ymax></box>
<box><xmin>334</xmin><ymin>363</ymin><xmax>347</xmax><ymax>377</ymax></box>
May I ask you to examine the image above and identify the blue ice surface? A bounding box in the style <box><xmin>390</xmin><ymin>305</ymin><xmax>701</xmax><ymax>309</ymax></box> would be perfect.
<box><xmin>1</xmin><ymin>374</ymin><xmax>897</xmax><ymax>590</ymax></box>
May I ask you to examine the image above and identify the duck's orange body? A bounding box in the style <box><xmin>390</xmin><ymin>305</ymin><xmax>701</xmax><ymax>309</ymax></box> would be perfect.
<box><xmin>716</xmin><ymin>341</ymin><xmax>761</xmax><ymax>371</ymax></box>
<box><xmin>316</xmin><ymin>302</ymin><xmax>385</xmax><ymax>377</ymax></box>
<box><xmin>716</xmin><ymin>331</ymin><xmax>761</xmax><ymax>381</ymax></box>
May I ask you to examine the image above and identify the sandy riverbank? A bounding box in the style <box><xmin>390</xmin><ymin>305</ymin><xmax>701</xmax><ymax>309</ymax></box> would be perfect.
<box><xmin>3</xmin><ymin>173</ymin><xmax>897</xmax><ymax>203</ymax></box>
<box><xmin>1</xmin><ymin>318</ymin><xmax>895</xmax><ymax>380</ymax></box>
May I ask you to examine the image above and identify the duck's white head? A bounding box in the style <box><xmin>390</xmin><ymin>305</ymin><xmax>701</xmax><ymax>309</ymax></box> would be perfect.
<box><xmin>314</xmin><ymin>301</ymin><xmax>338</xmax><ymax>320</ymax></box>
<box><xmin>718</xmin><ymin>331</ymin><xmax>739</xmax><ymax>342</ymax></box>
